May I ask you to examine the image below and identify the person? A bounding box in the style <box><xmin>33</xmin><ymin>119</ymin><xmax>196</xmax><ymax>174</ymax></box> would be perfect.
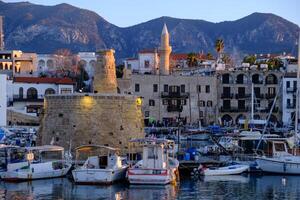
<box><xmin>31</xmin><ymin>134</ymin><xmax>37</xmax><ymax>147</ymax></box>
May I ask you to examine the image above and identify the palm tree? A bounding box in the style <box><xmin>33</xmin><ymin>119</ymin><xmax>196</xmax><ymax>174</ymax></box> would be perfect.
<box><xmin>186</xmin><ymin>52</ymin><xmax>198</xmax><ymax>67</ymax></box>
<box><xmin>206</xmin><ymin>52</ymin><xmax>214</xmax><ymax>60</ymax></box>
<box><xmin>215</xmin><ymin>39</ymin><xmax>224</xmax><ymax>62</ymax></box>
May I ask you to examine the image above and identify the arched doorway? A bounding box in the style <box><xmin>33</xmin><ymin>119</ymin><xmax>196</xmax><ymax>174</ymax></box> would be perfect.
<box><xmin>221</xmin><ymin>114</ymin><xmax>233</xmax><ymax>126</ymax></box>
<box><xmin>27</xmin><ymin>87</ymin><xmax>38</xmax><ymax>99</ymax></box>
<box><xmin>45</xmin><ymin>88</ymin><xmax>56</xmax><ymax>95</ymax></box>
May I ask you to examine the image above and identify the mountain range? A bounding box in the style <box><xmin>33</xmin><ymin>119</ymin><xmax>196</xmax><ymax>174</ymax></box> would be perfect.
<box><xmin>0</xmin><ymin>1</ymin><xmax>299</xmax><ymax>61</ymax></box>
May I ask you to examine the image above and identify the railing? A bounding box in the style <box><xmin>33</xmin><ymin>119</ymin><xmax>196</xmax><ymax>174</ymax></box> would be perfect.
<box><xmin>255</xmin><ymin>93</ymin><xmax>264</xmax><ymax>99</ymax></box>
<box><xmin>287</xmin><ymin>104</ymin><xmax>296</xmax><ymax>109</ymax></box>
<box><xmin>265</xmin><ymin>93</ymin><xmax>276</xmax><ymax>99</ymax></box>
<box><xmin>167</xmin><ymin>105</ymin><xmax>183</xmax><ymax>112</ymax></box>
<box><xmin>13</xmin><ymin>95</ymin><xmax>44</xmax><ymax>102</ymax></box>
<box><xmin>286</xmin><ymin>87</ymin><xmax>297</xmax><ymax>93</ymax></box>
<box><xmin>221</xmin><ymin>93</ymin><xmax>234</xmax><ymax>99</ymax></box>
<box><xmin>161</xmin><ymin>92</ymin><xmax>189</xmax><ymax>98</ymax></box>
<box><xmin>235</xmin><ymin>94</ymin><xmax>251</xmax><ymax>99</ymax></box>
<box><xmin>252</xmin><ymin>80</ymin><xmax>263</xmax><ymax>84</ymax></box>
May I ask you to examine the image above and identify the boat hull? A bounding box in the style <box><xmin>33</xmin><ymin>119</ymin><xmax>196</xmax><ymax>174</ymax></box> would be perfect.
<box><xmin>256</xmin><ymin>157</ymin><xmax>300</xmax><ymax>174</ymax></box>
<box><xmin>202</xmin><ymin>165</ymin><xmax>249</xmax><ymax>176</ymax></box>
<box><xmin>127</xmin><ymin>168</ymin><xmax>178</xmax><ymax>185</ymax></box>
<box><xmin>2</xmin><ymin>162</ymin><xmax>72</xmax><ymax>181</ymax></box>
<box><xmin>72</xmin><ymin>167</ymin><xmax>127</xmax><ymax>184</ymax></box>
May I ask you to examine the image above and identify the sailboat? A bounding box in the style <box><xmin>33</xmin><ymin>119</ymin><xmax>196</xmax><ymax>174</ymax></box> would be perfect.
<box><xmin>256</xmin><ymin>33</ymin><xmax>300</xmax><ymax>174</ymax></box>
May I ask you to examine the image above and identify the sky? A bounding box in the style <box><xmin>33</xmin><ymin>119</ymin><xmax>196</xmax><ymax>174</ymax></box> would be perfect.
<box><xmin>3</xmin><ymin>0</ymin><xmax>300</xmax><ymax>27</ymax></box>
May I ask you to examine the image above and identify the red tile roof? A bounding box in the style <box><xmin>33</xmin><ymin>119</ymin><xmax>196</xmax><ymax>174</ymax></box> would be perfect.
<box><xmin>14</xmin><ymin>77</ymin><xmax>75</xmax><ymax>85</ymax></box>
<box><xmin>170</xmin><ymin>53</ymin><xmax>207</xmax><ymax>60</ymax></box>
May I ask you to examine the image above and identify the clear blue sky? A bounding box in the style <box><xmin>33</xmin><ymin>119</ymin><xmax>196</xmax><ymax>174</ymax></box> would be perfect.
<box><xmin>4</xmin><ymin>0</ymin><xmax>300</xmax><ymax>27</ymax></box>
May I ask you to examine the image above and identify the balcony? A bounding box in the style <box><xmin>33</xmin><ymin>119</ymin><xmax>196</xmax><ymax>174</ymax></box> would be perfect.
<box><xmin>161</xmin><ymin>92</ymin><xmax>189</xmax><ymax>99</ymax></box>
<box><xmin>13</xmin><ymin>95</ymin><xmax>44</xmax><ymax>102</ymax></box>
<box><xmin>220</xmin><ymin>106</ymin><xmax>231</xmax><ymax>112</ymax></box>
<box><xmin>221</xmin><ymin>93</ymin><xmax>234</xmax><ymax>99</ymax></box>
<box><xmin>167</xmin><ymin>105</ymin><xmax>183</xmax><ymax>112</ymax></box>
<box><xmin>255</xmin><ymin>93</ymin><xmax>264</xmax><ymax>99</ymax></box>
<box><xmin>287</xmin><ymin>104</ymin><xmax>296</xmax><ymax>109</ymax></box>
<box><xmin>265</xmin><ymin>93</ymin><xmax>276</xmax><ymax>99</ymax></box>
<box><xmin>286</xmin><ymin>87</ymin><xmax>297</xmax><ymax>94</ymax></box>
<box><xmin>235</xmin><ymin>94</ymin><xmax>251</xmax><ymax>99</ymax></box>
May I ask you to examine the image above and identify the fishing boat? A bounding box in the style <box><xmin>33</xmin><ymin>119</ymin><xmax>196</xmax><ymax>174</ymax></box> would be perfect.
<box><xmin>199</xmin><ymin>164</ymin><xmax>249</xmax><ymax>176</ymax></box>
<box><xmin>127</xmin><ymin>138</ymin><xmax>179</xmax><ymax>185</ymax></box>
<box><xmin>255</xmin><ymin>34</ymin><xmax>300</xmax><ymax>174</ymax></box>
<box><xmin>72</xmin><ymin>145</ymin><xmax>128</xmax><ymax>184</ymax></box>
<box><xmin>2</xmin><ymin>145</ymin><xmax>72</xmax><ymax>181</ymax></box>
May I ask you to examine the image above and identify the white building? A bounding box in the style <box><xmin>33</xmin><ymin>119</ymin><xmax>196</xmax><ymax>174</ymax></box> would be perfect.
<box><xmin>282</xmin><ymin>73</ymin><xmax>299</xmax><ymax>126</ymax></box>
<box><xmin>0</xmin><ymin>74</ymin><xmax>7</xmax><ymax>126</ymax></box>
<box><xmin>8</xmin><ymin>77</ymin><xmax>75</xmax><ymax>116</ymax></box>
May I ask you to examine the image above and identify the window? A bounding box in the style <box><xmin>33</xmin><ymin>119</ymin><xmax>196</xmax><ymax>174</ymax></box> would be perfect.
<box><xmin>164</xmin><ymin>85</ymin><xmax>168</xmax><ymax>92</ymax></box>
<box><xmin>171</xmin><ymin>99</ymin><xmax>177</xmax><ymax>106</ymax></box>
<box><xmin>198</xmin><ymin>100</ymin><xmax>205</xmax><ymax>107</ymax></box>
<box><xmin>180</xmin><ymin>99</ymin><xmax>187</xmax><ymax>105</ymax></box>
<box><xmin>145</xmin><ymin>111</ymin><xmax>150</xmax><ymax>117</ymax></box>
<box><xmin>207</xmin><ymin>101</ymin><xmax>212</xmax><ymax>107</ymax></box>
<box><xmin>149</xmin><ymin>99</ymin><xmax>155</xmax><ymax>106</ymax></box>
<box><xmin>199</xmin><ymin>111</ymin><xmax>204</xmax><ymax>117</ymax></box>
<box><xmin>197</xmin><ymin>85</ymin><xmax>201</xmax><ymax>93</ymax></box>
<box><xmin>27</xmin><ymin>87</ymin><xmax>38</xmax><ymax>99</ymax></box>
<box><xmin>170</xmin><ymin>86</ymin><xmax>178</xmax><ymax>93</ymax></box>
<box><xmin>153</xmin><ymin>84</ymin><xmax>158</xmax><ymax>93</ymax></box>
<box><xmin>294</xmin><ymin>81</ymin><xmax>297</xmax><ymax>89</ymax></box>
<box><xmin>60</xmin><ymin>88</ymin><xmax>72</xmax><ymax>94</ymax></box>
<box><xmin>287</xmin><ymin>99</ymin><xmax>291</xmax><ymax>105</ymax></box>
<box><xmin>163</xmin><ymin>99</ymin><xmax>169</xmax><ymax>105</ymax></box>
<box><xmin>180</xmin><ymin>85</ymin><xmax>185</xmax><ymax>93</ymax></box>
<box><xmin>127</xmin><ymin>64</ymin><xmax>132</xmax><ymax>70</ymax></box>
<box><xmin>135</xmin><ymin>84</ymin><xmax>140</xmax><ymax>92</ymax></box>
<box><xmin>268</xmin><ymin>87</ymin><xmax>276</xmax><ymax>95</ymax></box>
<box><xmin>206</xmin><ymin>85</ymin><xmax>210</xmax><ymax>93</ymax></box>
<box><xmin>144</xmin><ymin>60</ymin><xmax>150</xmax><ymax>68</ymax></box>
<box><xmin>19</xmin><ymin>87</ymin><xmax>23</xmax><ymax>99</ymax></box>
<box><xmin>45</xmin><ymin>88</ymin><xmax>56</xmax><ymax>95</ymax></box>
<box><xmin>286</xmin><ymin>81</ymin><xmax>290</xmax><ymax>88</ymax></box>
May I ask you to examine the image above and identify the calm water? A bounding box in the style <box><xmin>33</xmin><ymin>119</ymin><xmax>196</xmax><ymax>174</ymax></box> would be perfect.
<box><xmin>0</xmin><ymin>175</ymin><xmax>300</xmax><ymax>200</ymax></box>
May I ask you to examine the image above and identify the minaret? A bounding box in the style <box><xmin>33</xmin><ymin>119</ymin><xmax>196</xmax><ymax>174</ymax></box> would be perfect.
<box><xmin>0</xmin><ymin>16</ymin><xmax>4</xmax><ymax>50</ymax></box>
<box><xmin>159</xmin><ymin>24</ymin><xmax>172</xmax><ymax>75</ymax></box>
<box><xmin>93</xmin><ymin>49</ymin><xmax>118</xmax><ymax>94</ymax></box>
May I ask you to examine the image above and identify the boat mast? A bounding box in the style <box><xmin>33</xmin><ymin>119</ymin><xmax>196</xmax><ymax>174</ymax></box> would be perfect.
<box><xmin>295</xmin><ymin>33</ymin><xmax>300</xmax><ymax>137</ymax></box>
<box><xmin>251</xmin><ymin>83</ymin><xmax>254</xmax><ymax>122</ymax></box>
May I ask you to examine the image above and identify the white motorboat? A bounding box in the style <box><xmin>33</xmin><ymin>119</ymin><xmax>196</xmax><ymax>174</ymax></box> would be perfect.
<box><xmin>2</xmin><ymin>145</ymin><xmax>72</xmax><ymax>181</ymax></box>
<box><xmin>256</xmin><ymin>140</ymin><xmax>300</xmax><ymax>174</ymax></box>
<box><xmin>127</xmin><ymin>138</ymin><xmax>179</xmax><ymax>185</ymax></box>
<box><xmin>199</xmin><ymin>164</ymin><xmax>249</xmax><ymax>176</ymax></box>
<box><xmin>72</xmin><ymin>145</ymin><xmax>128</xmax><ymax>184</ymax></box>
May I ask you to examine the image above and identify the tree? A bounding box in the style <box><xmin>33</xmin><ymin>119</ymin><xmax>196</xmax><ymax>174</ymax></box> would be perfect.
<box><xmin>75</xmin><ymin>62</ymin><xmax>90</xmax><ymax>92</ymax></box>
<box><xmin>54</xmin><ymin>49</ymin><xmax>79</xmax><ymax>73</ymax></box>
<box><xmin>266</xmin><ymin>58</ymin><xmax>283</xmax><ymax>70</ymax></box>
<box><xmin>243</xmin><ymin>55</ymin><xmax>256</xmax><ymax>65</ymax></box>
<box><xmin>222</xmin><ymin>54</ymin><xmax>232</xmax><ymax>65</ymax></box>
<box><xmin>206</xmin><ymin>52</ymin><xmax>214</xmax><ymax>60</ymax></box>
<box><xmin>186</xmin><ymin>52</ymin><xmax>198</xmax><ymax>67</ymax></box>
<box><xmin>215</xmin><ymin>39</ymin><xmax>224</xmax><ymax>61</ymax></box>
<box><xmin>116</xmin><ymin>64</ymin><xmax>124</xmax><ymax>78</ymax></box>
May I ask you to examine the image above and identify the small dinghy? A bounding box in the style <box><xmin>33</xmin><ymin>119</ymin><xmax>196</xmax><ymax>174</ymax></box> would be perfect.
<box><xmin>199</xmin><ymin>164</ymin><xmax>249</xmax><ymax>176</ymax></box>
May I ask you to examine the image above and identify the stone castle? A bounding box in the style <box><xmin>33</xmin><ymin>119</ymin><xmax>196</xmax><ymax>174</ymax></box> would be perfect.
<box><xmin>39</xmin><ymin>49</ymin><xmax>144</xmax><ymax>154</ymax></box>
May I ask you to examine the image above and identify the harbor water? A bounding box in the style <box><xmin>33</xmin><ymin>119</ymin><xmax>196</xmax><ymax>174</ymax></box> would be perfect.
<box><xmin>1</xmin><ymin>175</ymin><xmax>300</xmax><ymax>200</ymax></box>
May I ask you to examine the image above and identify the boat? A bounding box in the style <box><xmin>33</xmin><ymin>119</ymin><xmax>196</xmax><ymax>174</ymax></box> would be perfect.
<box><xmin>2</xmin><ymin>145</ymin><xmax>72</xmax><ymax>181</ymax></box>
<box><xmin>72</xmin><ymin>145</ymin><xmax>128</xmax><ymax>184</ymax></box>
<box><xmin>199</xmin><ymin>164</ymin><xmax>249</xmax><ymax>176</ymax></box>
<box><xmin>255</xmin><ymin>34</ymin><xmax>300</xmax><ymax>174</ymax></box>
<box><xmin>127</xmin><ymin>138</ymin><xmax>179</xmax><ymax>185</ymax></box>
<box><xmin>255</xmin><ymin>140</ymin><xmax>300</xmax><ymax>174</ymax></box>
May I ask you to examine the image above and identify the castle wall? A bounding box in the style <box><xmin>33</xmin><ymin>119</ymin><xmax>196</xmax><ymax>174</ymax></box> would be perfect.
<box><xmin>39</xmin><ymin>93</ymin><xmax>144</xmax><ymax>154</ymax></box>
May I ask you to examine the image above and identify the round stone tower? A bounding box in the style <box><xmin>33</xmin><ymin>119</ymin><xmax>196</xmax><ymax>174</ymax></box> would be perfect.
<box><xmin>93</xmin><ymin>49</ymin><xmax>118</xmax><ymax>93</ymax></box>
<box><xmin>159</xmin><ymin>24</ymin><xmax>172</xmax><ymax>75</ymax></box>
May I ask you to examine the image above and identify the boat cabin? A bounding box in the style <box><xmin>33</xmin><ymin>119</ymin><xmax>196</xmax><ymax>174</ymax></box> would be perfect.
<box><xmin>75</xmin><ymin>145</ymin><xmax>123</xmax><ymax>169</ymax></box>
<box><xmin>25</xmin><ymin>145</ymin><xmax>65</xmax><ymax>163</ymax></box>
<box><xmin>129</xmin><ymin>138</ymin><xmax>175</xmax><ymax>169</ymax></box>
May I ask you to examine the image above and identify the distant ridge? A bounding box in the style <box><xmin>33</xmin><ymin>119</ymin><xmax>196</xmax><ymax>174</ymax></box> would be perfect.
<box><xmin>0</xmin><ymin>1</ymin><xmax>299</xmax><ymax>60</ymax></box>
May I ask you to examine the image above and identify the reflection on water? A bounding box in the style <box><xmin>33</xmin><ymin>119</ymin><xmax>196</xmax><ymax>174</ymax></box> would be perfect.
<box><xmin>0</xmin><ymin>175</ymin><xmax>299</xmax><ymax>200</ymax></box>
